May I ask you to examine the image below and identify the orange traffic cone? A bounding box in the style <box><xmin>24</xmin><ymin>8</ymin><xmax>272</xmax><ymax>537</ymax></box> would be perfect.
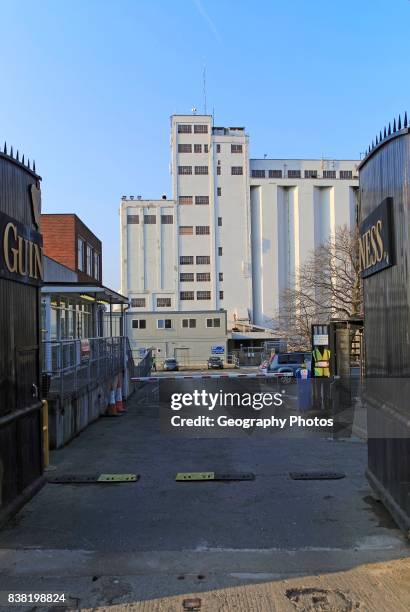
<box><xmin>107</xmin><ymin>388</ymin><xmax>117</xmax><ymax>415</ymax></box>
<box><xmin>115</xmin><ymin>382</ymin><xmax>126</xmax><ymax>413</ymax></box>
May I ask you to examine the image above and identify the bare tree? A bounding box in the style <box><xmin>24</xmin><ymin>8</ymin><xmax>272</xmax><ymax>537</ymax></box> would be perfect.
<box><xmin>274</xmin><ymin>225</ymin><xmax>363</xmax><ymax>350</ymax></box>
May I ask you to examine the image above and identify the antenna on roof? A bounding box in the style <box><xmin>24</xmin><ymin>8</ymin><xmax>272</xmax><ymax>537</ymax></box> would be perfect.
<box><xmin>203</xmin><ymin>64</ymin><xmax>207</xmax><ymax>115</ymax></box>
<box><xmin>191</xmin><ymin>106</ymin><xmax>197</xmax><ymax>115</ymax></box>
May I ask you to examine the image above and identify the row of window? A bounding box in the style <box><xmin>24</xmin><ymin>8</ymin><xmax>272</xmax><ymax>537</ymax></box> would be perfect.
<box><xmin>127</xmin><ymin>214</ymin><xmax>173</xmax><ymax>225</ymax></box>
<box><xmin>132</xmin><ymin>317</ymin><xmax>221</xmax><ymax>330</ymax></box>
<box><xmin>179</xmin><ymin>195</ymin><xmax>208</xmax><ymax>205</ymax></box>
<box><xmin>178</xmin><ymin>143</ymin><xmax>243</xmax><ymax>154</ymax></box>
<box><xmin>216</xmin><ymin>144</ymin><xmax>242</xmax><ymax>154</ymax></box>
<box><xmin>180</xmin><ymin>272</ymin><xmax>223</xmax><ymax>281</ymax></box>
<box><xmin>131</xmin><ymin>297</ymin><xmax>171</xmax><ymax>308</ymax></box>
<box><xmin>183</xmin><ymin>317</ymin><xmax>220</xmax><ymax>328</ymax></box>
<box><xmin>131</xmin><ymin>291</ymin><xmax>224</xmax><ymax>308</ymax></box>
<box><xmin>77</xmin><ymin>237</ymin><xmax>100</xmax><ymax>280</ymax></box>
<box><xmin>130</xmin><ymin>291</ymin><xmax>224</xmax><ymax>308</ymax></box>
<box><xmin>131</xmin><ymin>282</ymin><xmax>224</xmax><ymax>308</ymax></box>
<box><xmin>180</xmin><ymin>255</ymin><xmax>208</xmax><ymax>265</ymax></box>
<box><xmin>127</xmin><ymin>216</ymin><xmax>222</xmax><ymax>229</ymax></box>
<box><xmin>178</xmin><ymin>124</ymin><xmax>208</xmax><ymax>134</ymax></box>
<box><xmin>180</xmin><ymin>291</ymin><xmax>223</xmax><ymax>300</ymax></box>
<box><xmin>178</xmin><ymin>166</ymin><xmax>243</xmax><ymax>175</ymax></box>
<box><xmin>179</xmin><ymin>225</ymin><xmax>210</xmax><ymax>235</ymax></box>
<box><xmin>180</xmin><ymin>272</ymin><xmax>211</xmax><ymax>281</ymax></box>
<box><xmin>178</xmin><ymin>143</ymin><xmax>209</xmax><ymax>153</ymax></box>
<box><xmin>179</xmin><ymin>193</ymin><xmax>223</xmax><ymax>204</ymax></box>
<box><xmin>180</xmin><ymin>249</ymin><xmax>222</xmax><ymax>265</ymax></box>
<box><xmin>251</xmin><ymin>169</ymin><xmax>354</xmax><ymax>180</ymax></box>
<box><xmin>178</xmin><ymin>166</ymin><xmax>208</xmax><ymax>175</ymax></box>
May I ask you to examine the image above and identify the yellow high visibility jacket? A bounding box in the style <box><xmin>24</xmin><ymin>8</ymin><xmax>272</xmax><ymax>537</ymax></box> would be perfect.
<box><xmin>313</xmin><ymin>347</ymin><xmax>330</xmax><ymax>377</ymax></box>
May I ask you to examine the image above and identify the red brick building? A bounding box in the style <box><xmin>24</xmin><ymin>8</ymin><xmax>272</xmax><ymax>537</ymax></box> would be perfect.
<box><xmin>40</xmin><ymin>214</ymin><xmax>102</xmax><ymax>284</ymax></box>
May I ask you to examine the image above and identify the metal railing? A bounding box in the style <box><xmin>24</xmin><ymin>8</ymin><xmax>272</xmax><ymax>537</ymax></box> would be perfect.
<box><xmin>42</xmin><ymin>337</ymin><xmax>126</xmax><ymax>398</ymax></box>
<box><xmin>132</xmin><ymin>348</ymin><xmax>152</xmax><ymax>378</ymax></box>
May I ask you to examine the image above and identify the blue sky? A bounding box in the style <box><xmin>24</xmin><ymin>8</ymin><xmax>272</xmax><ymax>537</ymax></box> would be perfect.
<box><xmin>1</xmin><ymin>0</ymin><xmax>410</xmax><ymax>289</ymax></box>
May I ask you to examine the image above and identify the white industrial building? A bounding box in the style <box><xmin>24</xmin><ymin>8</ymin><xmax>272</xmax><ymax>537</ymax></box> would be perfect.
<box><xmin>120</xmin><ymin>114</ymin><xmax>359</xmax><ymax>358</ymax></box>
<box><xmin>249</xmin><ymin>158</ymin><xmax>359</xmax><ymax>328</ymax></box>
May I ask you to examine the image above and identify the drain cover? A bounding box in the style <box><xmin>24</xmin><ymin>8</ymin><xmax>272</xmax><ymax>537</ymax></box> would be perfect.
<box><xmin>183</xmin><ymin>598</ymin><xmax>201</xmax><ymax>611</ymax></box>
<box><xmin>290</xmin><ymin>471</ymin><xmax>345</xmax><ymax>480</ymax></box>
<box><xmin>48</xmin><ymin>473</ymin><xmax>139</xmax><ymax>484</ymax></box>
<box><xmin>286</xmin><ymin>587</ymin><xmax>354</xmax><ymax>611</ymax></box>
<box><xmin>214</xmin><ymin>472</ymin><xmax>255</xmax><ymax>481</ymax></box>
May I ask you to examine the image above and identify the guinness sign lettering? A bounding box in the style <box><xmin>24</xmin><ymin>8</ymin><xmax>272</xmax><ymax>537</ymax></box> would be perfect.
<box><xmin>0</xmin><ymin>211</ymin><xmax>43</xmax><ymax>286</ymax></box>
<box><xmin>359</xmin><ymin>197</ymin><xmax>394</xmax><ymax>278</ymax></box>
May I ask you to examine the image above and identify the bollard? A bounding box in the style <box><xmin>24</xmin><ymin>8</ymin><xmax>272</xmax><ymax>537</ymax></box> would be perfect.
<box><xmin>42</xmin><ymin>400</ymin><xmax>49</xmax><ymax>468</ymax></box>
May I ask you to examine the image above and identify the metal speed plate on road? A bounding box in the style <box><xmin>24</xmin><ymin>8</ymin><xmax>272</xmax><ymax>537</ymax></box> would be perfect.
<box><xmin>176</xmin><ymin>472</ymin><xmax>215</xmax><ymax>481</ymax></box>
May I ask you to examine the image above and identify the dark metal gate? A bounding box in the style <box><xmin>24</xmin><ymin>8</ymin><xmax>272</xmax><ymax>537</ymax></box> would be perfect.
<box><xmin>0</xmin><ymin>148</ymin><xmax>44</xmax><ymax>526</ymax></box>
<box><xmin>358</xmin><ymin>117</ymin><xmax>410</xmax><ymax>534</ymax></box>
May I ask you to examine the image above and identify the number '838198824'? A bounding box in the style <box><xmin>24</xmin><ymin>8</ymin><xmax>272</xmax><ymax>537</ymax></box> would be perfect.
<box><xmin>7</xmin><ymin>593</ymin><xmax>66</xmax><ymax>604</ymax></box>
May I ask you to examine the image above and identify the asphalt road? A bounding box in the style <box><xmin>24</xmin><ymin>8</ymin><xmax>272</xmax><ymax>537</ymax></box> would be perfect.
<box><xmin>0</xmin><ymin>378</ymin><xmax>409</xmax><ymax>610</ymax></box>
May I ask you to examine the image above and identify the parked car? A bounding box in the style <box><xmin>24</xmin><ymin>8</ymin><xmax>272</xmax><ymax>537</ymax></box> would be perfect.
<box><xmin>207</xmin><ymin>355</ymin><xmax>224</xmax><ymax>369</ymax></box>
<box><xmin>268</xmin><ymin>352</ymin><xmax>311</xmax><ymax>378</ymax></box>
<box><xmin>163</xmin><ymin>358</ymin><xmax>179</xmax><ymax>371</ymax></box>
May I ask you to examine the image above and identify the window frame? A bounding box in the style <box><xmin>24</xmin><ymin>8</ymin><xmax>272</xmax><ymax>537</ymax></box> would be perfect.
<box><xmin>132</xmin><ymin>319</ymin><xmax>146</xmax><ymax>329</ymax></box>
<box><xmin>131</xmin><ymin>297</ymin><xmax>146</xmax><ymax>308</ymax></box>
<box><xmin>178</xmin><ymin>166</ymin><xmax>192</xmax><ymax>175</ymax></box>
<box><xmin>180</xmin><ymin>256</ymin><xmax>194</xmax><ymax>265</ymax></box>
<box><xmin>77</xmin><ymin>237</ymin><xmax>85</xmax><ymax>272</ymax></box>
<box><xmin>195</xmin><ymin>225</ymin><xmax>210</xmax><ymax>235</ymax></box>
<box><xmin>161</xmin><ymin>215</ymin><xmax>173</xmax><ymax>224</ymax></box>
<box><xmin>144</xmin><ymin>215</ymin><xmax>156</xmax><ymax>224</ymax></box>
<box><xmin>179</xmin><ymin>226</ymin><xmax>194</xmax><ymax>235</ymax></box>
<box><xmin>197</xmin><ymin>291</ymin><xmax>211</xmax><ymax>300</ymax></box>
<box><xmin>156</xmin><ymin>297</ymin><xmax>172</xmax><ymax>308</ymax></box>
<box><xmin>206</xmin><ymin>318</ymin><xmax>221</xmax><ymax>328</ymax></box>
<box><xmin>288</xmin><ymin>170</ymin><xmax>301</xmax><ymax>179</ymax></box>
<box><xmin>194</xmin><ymin>124</ymin><xmax>208</xmax><ymax>134</ymax></box>
<box><xmin>86</xmin><ymin>244</ymin><xmax>93</xmax><ymax>276</ymax></box>
<box><xmin>195</xmin><ymin>195</ymin><xmax>209</xmax><ymax>205</ymax></box>
<box><xmin>180</xmin><ymin>291</ymin><xmax>195</xmax><ymax>300</ymax></box>
<box><xmin>196</xmin><ymin>255</ymin><xmax>210</xmax><ymax>265</ymax></box>
<box><xmin>194</xmin><ymin>166</ymin><xmax>209</xmax><ymax>175</ymax></box>
<box><xmin>179</xmin><ymin>196</ymin><xmax>193</xmax><ymax>205</ymax></box>
<box><xmin>196</xmin><ymin>272</ymin><xmax>211</xmax><ymax>282</ymax></box>
<box><xmin>182</xmin><ymin>318</ymin><xmax>196</xmax><ymax>329</ymax></box>
<box><xmin>157</xmin><ymin>318</ymin><xmax>172</xmax><ymax>329</ymax></box>
<box><xmin>178</xmin><ymin>143</ymin><xmax>192</xmax><ymax>153</ymax></box>
<box><xmin>304</xmin><ymin>170</ymin><xmax>318</xmax><ymax>179</ymax></box>
<box><xmin>178</xmin><ymin>124</ymin><xmax>192</xmax><ymax>134</ymax></box>
<box><xmin>180</xmin><ymin>272</ymin><xmax>194</xmax><ymax>282</ymax></box>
